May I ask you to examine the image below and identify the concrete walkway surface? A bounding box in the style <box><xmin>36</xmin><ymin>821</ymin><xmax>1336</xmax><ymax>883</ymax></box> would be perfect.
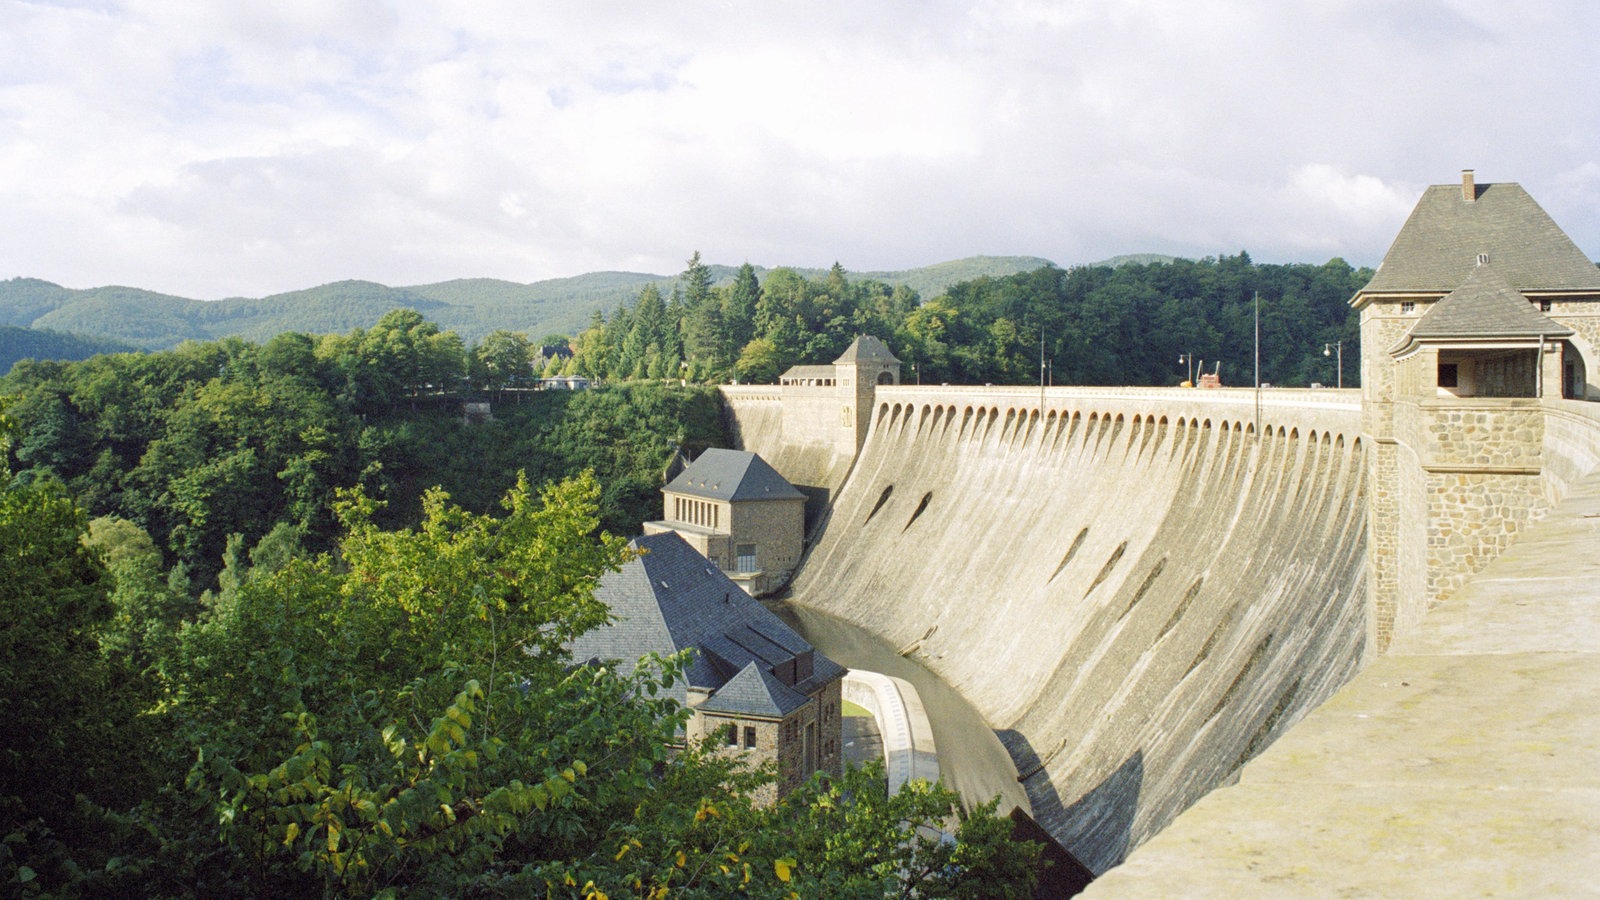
<box><xmin>1084</xmin><ymin>472</ymin><xmax>1600</xmax><ymax>897</ymax></box>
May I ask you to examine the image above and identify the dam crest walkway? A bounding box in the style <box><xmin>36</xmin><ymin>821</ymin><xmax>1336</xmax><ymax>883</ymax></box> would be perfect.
<box><xmin>1084</xmin><ymin>469</ymin><xmax>1600</xmax><ymax>896</ymax></box>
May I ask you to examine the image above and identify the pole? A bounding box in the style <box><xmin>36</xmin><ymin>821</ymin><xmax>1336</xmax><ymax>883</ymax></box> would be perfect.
<box><xmin>1039</xmin><ymin>331</ymin><xmax>1046</xmax><ymax>412</ymax></box>
<box><xmin>1253</xmin><ymin>291</ymin><xmax>1261</xmax><ymax>440</ymax></box>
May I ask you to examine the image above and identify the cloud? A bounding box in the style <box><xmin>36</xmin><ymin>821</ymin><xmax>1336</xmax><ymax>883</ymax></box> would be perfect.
<box><xmin>0</xmin><ymin>0</ymin><xmax>1595</xmax><ymax>298</ymax></box>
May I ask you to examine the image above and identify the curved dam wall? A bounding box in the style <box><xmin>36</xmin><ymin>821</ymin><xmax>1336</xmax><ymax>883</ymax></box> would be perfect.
<box><xmin>775</xmin><ymin>386</ymin><xmax>1369</xmax><ymax>874</ymax></box>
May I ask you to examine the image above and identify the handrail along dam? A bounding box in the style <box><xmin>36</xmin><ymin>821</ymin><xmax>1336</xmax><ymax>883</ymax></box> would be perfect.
<box><xmin>728</xmin><ymin>384</ymin><xmax>1371</xmax><ymax>873</ymax></box>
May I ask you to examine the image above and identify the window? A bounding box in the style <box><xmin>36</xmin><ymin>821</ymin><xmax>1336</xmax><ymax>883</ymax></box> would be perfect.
<box><xmin>723</xmin><ymin>723</ymin><xmax>738</xmax><ymax>747</ymax></box>
<box><xmin>743</xmin><ymin>727</ymin><xmax>757</xmax><ymax>749</ymax></box>
<box><xmin>1400</xmin><ymin>301</ymin><xmax>1416</xmax><ymax>315</ymax></box>
<box><xmin>736</xmin><ymin>544</ymin><xmax>757</xmax><ymax>573</ymax></box>
<box><xmin>1438</xmin><ymin>363</ymin><xmax>1459</xmax><ymax>389</ymax></box>
<box><xmin>1541</xmin><ymin>299</ymin><xmax>1553</xmax><ymax>312</ymax></box>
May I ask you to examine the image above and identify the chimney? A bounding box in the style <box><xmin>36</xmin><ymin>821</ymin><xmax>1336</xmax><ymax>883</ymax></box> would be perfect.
<box><xmin>1462</xmin><ymin>169</ymin><xmax>1476</xmax><ymax>202</ymax></box>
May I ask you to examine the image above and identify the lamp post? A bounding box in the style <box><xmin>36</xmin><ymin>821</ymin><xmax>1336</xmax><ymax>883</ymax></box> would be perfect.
<box><xmin>1178</xmin><ymin>352</ymin><xmax>1193</xmax><ymax>386</ymax></box>
<box><xmin>1323</xmin><ymin>341</ymin><xmax>1343</xmax><ymax>389</ymax></box>
<box><xmin>912</xmin><ymin>362</ymin><xmax>920</xmax><ymax>385</ymax></box>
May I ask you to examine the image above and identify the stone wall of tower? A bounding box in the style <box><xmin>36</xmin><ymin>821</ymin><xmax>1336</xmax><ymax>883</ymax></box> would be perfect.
<box><xmin>1363</xmin><ymin>292</ymin><xmax>1562</xmax><ymax>651</ymax></box>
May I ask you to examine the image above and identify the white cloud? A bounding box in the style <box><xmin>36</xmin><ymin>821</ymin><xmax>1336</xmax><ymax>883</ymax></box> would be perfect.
<box><xmin>0</xmin><ymin>0</ymin><xmax>1595</xmax><ymax>298</ymax></box>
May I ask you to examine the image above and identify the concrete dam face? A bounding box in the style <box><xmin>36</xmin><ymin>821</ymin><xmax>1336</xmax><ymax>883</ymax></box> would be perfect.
<box><xmin>736</xmin><ymin>387</ymin><xmax>1370</xmax><ymax>874</ymax></box>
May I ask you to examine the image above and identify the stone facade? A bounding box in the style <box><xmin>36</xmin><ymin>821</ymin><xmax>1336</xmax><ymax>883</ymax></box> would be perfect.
<box><xmin>568</xmin><ymin>532</ymin><xmax>845</xmax><ymax>805</ymax></box>
<box><xmin>1356</xmin><ymin>172</ymin><xmax>1600</xmax><ymax>652</ymax></box>
<box><xmin>645</xmin><ymin>449</ymin><xmax>806</xmax><ymax>596</ymax></box>
<box><xmin>686</xmin><ymin>677</ymin><xmax>844</xmax><ymax>806</ymax></box>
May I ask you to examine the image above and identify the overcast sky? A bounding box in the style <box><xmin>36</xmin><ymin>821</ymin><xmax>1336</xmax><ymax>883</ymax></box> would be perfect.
<box><xmin>2</xmin><ymin>0</ymin><xmax>1596</xmax><ymax>300</ymax></box>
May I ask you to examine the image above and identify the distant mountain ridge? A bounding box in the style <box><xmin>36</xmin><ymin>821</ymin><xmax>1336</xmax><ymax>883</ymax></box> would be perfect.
<box><xmin>0</xmin><ymin>256</ymin><xmax>1056</xmax><ymax>350</ymax></box>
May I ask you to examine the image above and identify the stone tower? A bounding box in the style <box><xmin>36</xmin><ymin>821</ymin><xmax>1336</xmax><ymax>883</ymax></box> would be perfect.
<box><xmin>1353</xmin><ymin>170</ymin><xmax>1600</xmax><ymax>652</ymax></box>
<box><xmin>832</xmin><ymin>335</ymin><xmax>900</xmax><ymax>457</ymax></box>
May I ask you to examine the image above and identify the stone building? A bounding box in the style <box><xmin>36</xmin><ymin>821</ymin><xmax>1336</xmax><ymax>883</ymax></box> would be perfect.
<box><xmin>567</xmin><ymin>531</ymin><xmax>845</xmax><ymax>804</ymax></box>
<box><xmin>1355</xmin><ymin>169</ymin><xmax>1600</xmax><ymax>651</ymax></box>
<box><xmin>778</xmin><ymin>335</ymin><xmax>901</xmax><ymax>459</ymax></box>
<box><xmin>644</xmin><ymin>448</ymin><xmax>806</xmax><ymax>596</ymax></box>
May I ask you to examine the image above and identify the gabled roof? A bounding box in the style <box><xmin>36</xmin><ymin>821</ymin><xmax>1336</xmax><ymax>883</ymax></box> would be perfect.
<box><xmin>1391</xmin><ymin>263</ymin><xmax>1572</xmax><ymax>357</ymax></box>
<box><xmin>697</xmin><ymin>662</ymin><xmax>812</xmax><ymax>718</ymax></box>
<box><xmin>566</xmin><ymin>532</ymin><xmax>844</xmax><ymax>701</ymax></box>
<box><xmin>1357</xmin><ymin>181</ymin><xmax>1600</xmax><ymax>301</ymax></box>
<box><xmin>834</xmin><ymin>334</ymin><xmax>900</xmax><ymax>365</ymax></box>
<box><xmin>779</xmin><ymin>364</ymin><xmax>836</xmax><ymax>381</ymax></box>
<box><xmin>664</xmin><ymin>448</ymin><xmax>804</xmax><ymax>503</ymax></box>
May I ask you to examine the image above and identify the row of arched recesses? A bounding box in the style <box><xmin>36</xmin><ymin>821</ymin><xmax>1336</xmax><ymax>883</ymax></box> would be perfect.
<box><xmin>872</xmin><ymin>399</ymin><xmax>1362</xmax><ymax>460</ymax></box>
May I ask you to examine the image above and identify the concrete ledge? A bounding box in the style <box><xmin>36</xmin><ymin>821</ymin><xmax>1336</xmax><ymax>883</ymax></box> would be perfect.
<box><xmin>843</xmin><ymin>670</ymin><xmax>939</xmax><ymax>793</ymax></box>
<box><xmin>1084</xmin><ymin>471</ymin><xmax>1600</xmax><ymax>897</ymax></box>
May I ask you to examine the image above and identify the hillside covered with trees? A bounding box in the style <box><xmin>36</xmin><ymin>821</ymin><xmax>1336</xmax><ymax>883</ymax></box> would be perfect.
<box><xmin>568</xmin><ymin>252</ymin><xmax>1369</xmax><ymax>389</ymax></box>
<box><xmin>0</xmin><ymin>256</ymin><xmax>1049</xmax><ymax>353</ymax></box>
<box><xmin>1</xmin><ymin>325</ymin><xmax>136</xmax><ymax>375</ymax></box>
<box><xmin>0</xmin><ymin>320</ymin><xmax>1041</xmax><ymax>895</ymax></box>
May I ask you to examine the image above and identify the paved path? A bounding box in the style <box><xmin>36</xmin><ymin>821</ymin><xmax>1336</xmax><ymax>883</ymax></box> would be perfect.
<box><xmin>1085</xmin><ymin>471</ymin><xmax>1600</xmax><ymax>897</ymax></box>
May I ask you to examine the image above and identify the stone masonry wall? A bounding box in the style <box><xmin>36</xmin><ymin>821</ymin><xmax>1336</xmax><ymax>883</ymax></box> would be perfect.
<box><xmin>1424</xmin><ymin>470</ymin><xmax>1548</xmax><ymax>604</ymax></box>
<box><xmin>1422</xmin><ymin>402</ymin><xmax>1543</xmax><ymax>470</ymax></box>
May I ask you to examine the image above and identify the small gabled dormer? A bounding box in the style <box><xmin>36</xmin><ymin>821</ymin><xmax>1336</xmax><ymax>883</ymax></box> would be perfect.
<box><xmin>1389</xmin><ymin>258</ymin><xmax>1572</xmax><ymax>400</ymax></box>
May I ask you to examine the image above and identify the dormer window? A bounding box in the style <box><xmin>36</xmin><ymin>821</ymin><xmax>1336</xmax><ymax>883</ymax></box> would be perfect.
<box><xmin>1401</xmin><ymin>301</ymin><xmax>1416</xmax><ymax>315</ymax></box>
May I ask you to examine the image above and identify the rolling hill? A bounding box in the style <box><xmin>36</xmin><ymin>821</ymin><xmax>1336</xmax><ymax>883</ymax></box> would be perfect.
<box><xmin>0</xmin><ymin>256</ymin><xmax>1056</xmax><ymax>351</ymax></box>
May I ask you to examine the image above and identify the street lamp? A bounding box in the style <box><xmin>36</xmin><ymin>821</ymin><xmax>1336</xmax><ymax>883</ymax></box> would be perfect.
<box><xmin>912</xmin><ymin>362</ymin><xmax>920</xmax><ymax>385</ymax></box>
<box><xmin>1323</xmin><ymin>341</ymin><xmax>1343</xmax><ymax>389</ymax></box>
<box><xmin>1178</xmin><ymin>352</ymin><xmax>1193</xmax><ymax>386</ymax></box>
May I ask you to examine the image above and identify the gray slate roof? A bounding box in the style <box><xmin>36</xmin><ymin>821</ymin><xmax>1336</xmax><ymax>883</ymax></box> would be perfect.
<box><xmin>1400</xmin><ymin>263</ymin><xmax>1573</xmax><ymax>351</ymax></box>
<box><xmin>780</xmin><ymin>364</ymin><xmax>837</xmax><ymax>381</ymax></box>
<box><xmin>566</xmin><ymin>532</ymin><xmax>843</xmax><ymax>713</ymax></box>
<box><xmin>698</xmin><ymin>662</ymin><xmax>812</xmax><ymax>717</ymax></box>
<box><xmin>1359</xmin><ymin>181</ymin><xmax>1600</xmax><ymax>298</ymax></box>
<box><xmin>664</xmin><ymin>448</ymin><xmax>805</xmax><ymax>503</ymax></box>
<box><xmin>834</xmin><ymin>334</ymin><xmax>900</xmax><ymax>364</ymax></box>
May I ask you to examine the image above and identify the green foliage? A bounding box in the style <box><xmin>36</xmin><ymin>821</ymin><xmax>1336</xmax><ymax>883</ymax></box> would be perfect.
<box><xmin>1</xmin><ymin>324</ymin><xmax>136</xmax><ymax>375</ymax></box>
<box><xmin>0</xmin><ymin>260</ymin><xmax>1043</xmax><ymax>353</ymax></box>
<box><xmin>2</xmin><ymin>391</ymin><xmax>1040</xmax><ymax>895</ymax></box>
<box><xmin>2</xmin><ymin>312</ymin><xmax>730</xmax><ymax>596</ymax></box>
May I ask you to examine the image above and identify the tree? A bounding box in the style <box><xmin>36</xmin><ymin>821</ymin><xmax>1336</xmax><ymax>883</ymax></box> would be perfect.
<box><xmin>0</xmin><ymin>406</ymin><xmax>160</xmax><ymax>888</ymax></box>
<box><xmin>470</xmin><ymin>330</ymin><xmax>533</xmax><ymax>394</ymax></box>
<box><xmin>735</xmin><ymin>338</ymin><xmax>784</xmax><ymax>384</ymax></box>
<box><xmin>723</xmin><ymin>262</ymin><xmax>763</xmax><ymax>350</ymax></box>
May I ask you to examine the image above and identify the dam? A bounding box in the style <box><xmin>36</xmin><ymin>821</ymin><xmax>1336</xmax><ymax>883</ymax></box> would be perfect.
<box><xmin>736</xmin><ymin>385</ymin><xmax>1371</xmax><ymax>873</ymax></box>
<box><xmin>712</xmin><ymin>171</ymin><xmax>1600</xmax><ymax>896</ymax></box>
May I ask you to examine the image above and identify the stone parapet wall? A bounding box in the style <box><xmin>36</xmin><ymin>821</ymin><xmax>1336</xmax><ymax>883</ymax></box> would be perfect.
<box><xmin>1542</xmin><ymin>400</ymin><xmax>1600</xmax><ymax>498</ymax></box>
<box><xmin>1417</xmin><ymin>401</ymin><xmax>1544</xmax><ymax>471</ymax></box>
<box><xmin>1424</xmin><ymin>470</ymin><xmax>1547</xmax><ymax>603</ymax></box>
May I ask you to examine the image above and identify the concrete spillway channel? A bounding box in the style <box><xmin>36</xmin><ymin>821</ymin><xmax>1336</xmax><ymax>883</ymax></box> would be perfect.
<box><xmin>773</xmin><ymin>387</ymin><xmax>1369</xmax><ymax>875</ymax></box>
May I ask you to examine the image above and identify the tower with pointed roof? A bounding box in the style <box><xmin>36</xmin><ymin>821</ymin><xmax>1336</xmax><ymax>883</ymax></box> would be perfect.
<box><xmin>777</xmin><ymin>335</ymin><xmax>902</xmax><ymax>459</ymax></box>
<box><xmin>1353</xmin><ymin>170</ymin><xmax>1600</xmax><ymax>651</ymax></box>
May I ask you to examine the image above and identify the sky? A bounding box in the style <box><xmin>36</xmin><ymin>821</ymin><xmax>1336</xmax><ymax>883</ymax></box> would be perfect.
<box><xmin>2</xmin><ymin>0</ymin><xmax>1597</xmax><ymax>301</ymax></box>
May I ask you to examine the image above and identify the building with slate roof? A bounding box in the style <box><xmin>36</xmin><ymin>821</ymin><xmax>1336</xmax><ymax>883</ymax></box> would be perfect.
<box><xmin>1355</xmin><ymin>171</ymin><xmax>1600</xmax><ymax>652</ymax></box>
<box><xmin>567</xmin><ymin>531</ymin><xmax>845</xmax><ymax>803</ymax></box>
<box><xmin>644</xmin><ymin>448</ymin><xmax>806</xmax><ymax>596</ymax></box>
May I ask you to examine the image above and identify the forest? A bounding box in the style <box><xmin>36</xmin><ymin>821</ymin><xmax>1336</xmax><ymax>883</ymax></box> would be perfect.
<box><xmin>562</xmin><ymin>253</ymin><xmax>1368</xmax><ymax>389</ymax></box>
<box><xmin>0</xmin><ymin>321</ymin><xmax>1040</xmax><ymax>896</ymax></box>
<box><xmin>0</xmin><ymin>252</ymin><xmax>1370</xmax><ymax>895</ymax></box>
